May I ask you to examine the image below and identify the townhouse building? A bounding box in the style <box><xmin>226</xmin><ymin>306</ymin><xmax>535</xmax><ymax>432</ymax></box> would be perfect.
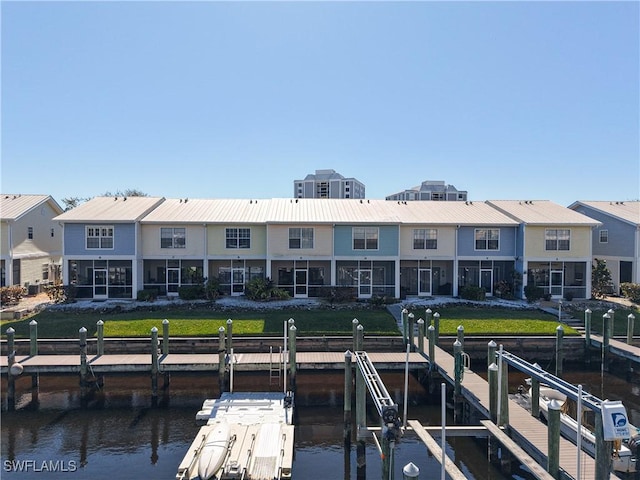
<box><xmin>569</xmin><ymin>201</ymin><xmax>640</xmax><ymax>294</ymax></box>
<box><xmin>54</xmin><ymin>197</ymin><xmax>599</xmax><ymax>301</ymax></box>
<box><xmin>0</xmin><ymin>194</ymin><xmax>64</xmax><ymax>291</ymax></box>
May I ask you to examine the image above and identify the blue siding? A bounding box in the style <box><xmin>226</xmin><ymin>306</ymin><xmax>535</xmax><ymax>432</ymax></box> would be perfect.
<box><xmin>457</xmin><ymin>227</ymin><xmax>517</xmax><ymax>256</ymax></box>
<box><xmin>334</xmin><ymin>225</ymin><xmax>399</xmax><ymax>256</ymax></box>
<box><xmin>573</xmin><ymin>206</ymin><xmax>634</xmax><ymax>257</ymax></box>
<box><xmin>64</xmin><ymin>223</ymin><xmax>137</xmax><ymax>255</ymax></box>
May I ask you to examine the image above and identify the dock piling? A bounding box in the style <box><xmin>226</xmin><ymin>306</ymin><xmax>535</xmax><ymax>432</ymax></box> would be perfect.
<box><xmin>417</xmin><ymin>319</ymin><xmax>425</xmax><ymax>354</ymax></box>
<box><xmin>427</xmin><ymin>325</ymin><xmax>435</xmax><ymax>365</ymax></box>
<box><xmin>79</xmin><ymin>327</ymin><xmax>88</xmax><ymax>399</ymax></box>
<box><xmin>453</xmin><ymin>340</ymin><xmax>463</xmax><ymax>423</ymax></box>
<box><xmin>288</xmin><ymin>325</ymin><xmax>297</xmax><ymax>391</ymax></box>
<box><xmin>584</xmin><ymin>309</ymin><xmax>592</xmax><ymax>365</ymax></box>
<box><xmin>425</xmin><ymin>308</ymin><xmax>432</xmax><ymax>328</ymax></box>
<box><xmin>555</xmin><ymin>325</ymin><xmax>564</xmax><ymax>377</ymax></box>
<box><xmin>97</xmin><ymin>320</ymin><xmax>104</xmax><ymax>356</ymax></box>
<box><xmin>162</xmin><ymin>319</ymin><xmax>169</xmax><ymax>355</ymax></box>
<box><xmin>29</xmin><ymin>320</ymin><xmax>39</xmax><ymax>391</ymax></box>
<box><xmin>344</xmin><ymin>350</ymin><xmax>352</xmax><ymax>444</ymax></box>
<box><xmin>433</xmin><ymin>312</ymin><xmax>440</xmax><ymax>346</ymax></box>
<box><xmin>547</xmin><ymin>399</ymin><xmax>561</xmax><ymax>479</ymax></box>
<box><xmin>352</xmin><ymin>318</ymin><xmax>359</xmax><ymax>353</ymax></box>
<box><xmin>488</xmin><ymin>362</ymin><xmax>499</xmax><ymax>463</ymax></box>
<box><xmin>6</xmin><ymin>327</ymin><xmax>16</xmax><ymax>410</ymax></box>
<box><xmin>401</xmin><ymin>309</ymin><xmax>408</xmax><ymax>345</ymax></box>
<box><xmin>218</xmin><ymin>326</ymin><xmax>226</xmax><ymax>392</ymax></box>
<box><xmin>151</xmin><ymin>326</ymin><xmax>158</xmax><ymax>400</ymax></box>
<box><xmin>627</xmin><ymin>313</ymin><xmax>635</xmax><ymax>345</ymax></box>
<box><xmin>407</xmin><ymin>313</ymin><xmax>415</xmax><ymax>350</ymax></box>
<box><xmin>226</xmin><ymin>319</ymin><xmax>233</xmax><ymax>356</ymax></box>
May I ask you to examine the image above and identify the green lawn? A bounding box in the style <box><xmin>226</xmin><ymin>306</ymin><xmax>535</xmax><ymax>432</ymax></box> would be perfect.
<box><xmin>0</xmin><ymin>303</ymin><xmax>588</xmax><ymax>339</ymax></box>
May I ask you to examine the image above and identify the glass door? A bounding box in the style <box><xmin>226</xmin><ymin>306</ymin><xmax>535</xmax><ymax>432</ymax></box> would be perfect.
<box><xmin>550</xmin><ymin>270</ymin><xmax>563</xmax><ymax>297</ymax></box>
<box><xmin>167</xmin><ymin>268</ymin><xmax>180</xmax><ymax>295</ymax></box>
<box><xmin>232</xmin><ymin>268</ymin><xmax>245</xmax><ymax>295</ymax></box>
<box><xmin>295</xmin><ymin>269</ymin><xmax>308</xmax><ymax>297</ymax></box>
<box><xmin>480</xmin><ymin>269</ymin><xmax>493</xmax><ymax>296</ymax></box>
<box><xmin>93</xmin><ymin>268</ymin><xmax>108</xmax><ymax>299</ymax></box>
<box><xmin>418</xmin><ymin>268</ymin><xmax>432</xmax><ymax>296</ymax></box>
<box><xmin>359</xmin><ymin>269</ymin><xmax>372</xmax><ymax>298</ymax></box>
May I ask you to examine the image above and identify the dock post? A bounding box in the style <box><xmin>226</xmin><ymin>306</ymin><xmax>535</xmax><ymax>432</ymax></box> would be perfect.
<box><xmin>29</xmin><ymin>320</ymin><xmax>39</xmax><ymax>391</ymax></box>
<box><xmin>344</xmin><ymin>351</ymin><xmax>352</xmax><ymax>443</ymax></box>
<box><xmin>427</xmin><ymin>325</ymin><xmax>435</xmax><ymax>364</ymax></box>
<box><xmin>407</xmin><ymin>313</ymin><xmax>415</xmax><ymax>351</ymax></box>
<box><xmin>162</xmin><ymin>319</ymin><xmax>170</xmax><ymax>389</ymax></box>
<box><xmin>417</xmin><ymin>319</ymin><xmax>425</xmax><ymax>354</ymax></box>
<box><xmin>352</xmin><ymin>319</ymin><xmax>359</xmax><ymax>353</ymax></box>
<box><xmin>530</xmin><ymin>364</ymin><xmax>540</xmax><ymax>418</ymax></box>
<box><xmin>594</xmin><ymin>410</ymin><xmax>613</xmax><ymax>480</ymax></box>
<box><xmin>96</xmin><ymin>320</ymin><xmax>104</xmax><ymax>356</ymax></box>
<box><xmin>6</xmin><ymin>327</ymin><xmax>16</xmax><ymax>410</ymax></box>
<box><xmin>162</xmin><ymin>319</ymin><xmax>169</xmax><ymax>355</ymax></box>
<box><xmin>288</xmin><ymin>325</ymin><xmax>297</xmax><ymax>391</ymax></box>
<box><xmin>453</xmin><ymin>340</ymin><xmax>463</xmax><ymax>423</ymax></box>
<box><xmin>226</xmin><ymin>319</ymin><xmax>233</xmax><ymax>356</ymax></box>
<box><xmin>547</xmin><ymin>399</ymin><xmax>561</xmax><ymax>479</ymax></box>
<box><xmin>488</xmin><ymin>362</ymin><xmax>499</xmax><ymax>463</ymax></box>
<box><xmin>602</xmin><ymin>313</ymin><xmax>611</xmax><ymax>372</ymax></box>
<box><xmin>457</xmin><ymin>324</ymin><xmax>464</xmax><ymax>352</ymax></box>
<box><xmin>355</xmin><ymin>325</ymin><xmax>366</xmax><ymax>479</ymax></box>
<box><xmin>608</xmin><ymin>308</ymin><xmax>615</xmax><ymax>336</ymax></box>
<box><xmin>218</xmin><ymin>326</ymin><xmax>226</xmax><ymax>393</ymax></box>
<box><xmin>79</xmin><ymin>327</ymin><xmax>88</xmax><ymax>400</ymax></box>
<box><xmin>627</xmin><ymin>313</ymin><xmax>635</xmax><ymax>345</ymax></box>
<box><xmin>498</xmin><ymin>351</ymin><xmax>509</xmax><ymax>426</ymax></box>
<box><xmin>487</xmin><ymin>340</ymin><xmax>496</xmax><ymax>368</ymax></box>
<box><xmin>401</xmin><ymin>309</ymin><xmax>408</xmax><ymax>345</ymax></box>
<box><xmin>584</xmin><ymin>309</ymin><xmax>592</xmax><ymax>365</ymax></box>
<box><xmin>425</xmin><ymin>308</ymin><xmax>432</xmax><ymax>328</ymax></box>
<box><xmin>555</xmin><ymin>325</ymin><xmax>564</xmax><ymax>378</ymax></box>
<box><xmin>151</xmin><ymin>326</ymin><xmax>158</xmax><ymax>401</ymax></box>
<box><xmin>433</xmin><ymin>312</ymin><xmax>440</xmax><ymax>346</ymax></box>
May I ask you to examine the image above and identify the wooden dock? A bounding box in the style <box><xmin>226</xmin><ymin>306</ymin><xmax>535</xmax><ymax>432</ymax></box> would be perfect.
<box><xmin>589</xmin><ymin>334</ymin><xmax>640</xmax><ymax>364</ymax></box>
<box><xmin>0</xmin><ymin>351</ymin><xmax>429</xmax><ymax>375</ymax></box>
<box><xmin>428</xmin><ymin>341</ymin><xmax>622</xmax><ymax>480</ymax></box>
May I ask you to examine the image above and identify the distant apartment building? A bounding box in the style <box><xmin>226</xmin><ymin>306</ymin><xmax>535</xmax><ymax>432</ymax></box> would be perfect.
<box><xmin>294</xmin><ymin>169</ymin><xmax>365</xmax><ymax>199</ymax></box>
<box><xmin>386</xmin><ymin>180</ymin><xmax>467</xmax><ymax>202</ymax></box>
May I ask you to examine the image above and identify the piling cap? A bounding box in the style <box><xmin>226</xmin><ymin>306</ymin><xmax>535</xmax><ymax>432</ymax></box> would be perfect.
<box><xmin>162</xmin><ymin>319</ymin><xmax>169</xmax><ymax>325</ymax></box>
<box><xmin>29</xmin><ymin>319</ymin><xmax>37</xmax><ymax>326</ymax></box>
<box><xmin>151</xmin><ymin>326</ymin><xmax>158</xmax><ymax>333</ymax></box>
<box><xmin>97</xmin><ymin>320</ymin><xmax>104</xmax><ymax>326</ymax></box>
<box><xmin>426</xmin><ymin>308</ymin><xmax>432</xmax><ymax>313</ymax></box>
<box><xmin>417</xmin><ymin>318</ymin><xmax>424</xmax><ymax>324</ymax></box>
<box><xmin>79</xmin><ymin>327</ymin><xmax>87</xmax><ymax>333</ymax></box>
<box><xmin>488</xmin><ymin>340</ymin><xmax>497</xmax><ymax>347</ymax></box>
<box><xmin>227</xmin><ymin>318</ymin><xmax>233</xmax><ymax>324</ymax></box>
<box><xmin>408</xmin><ymin>312</ymin><xmax>414</xmax><ymax>318</ymax></box>
<box><xmin>629</xmin><ymin>314</ymin><xmax>636</xmax><ymax>320</ymax></box>
<box><xmin>352</xmin><ymin>318</ymin><xmax>359</xmax><ymax>324</ymax></box>
<box><xmin>6</xmin><ymin>327</ymin><xmax>15</xmax><ymax>334</ymax></box>
<box><xmin>427</xmin><ymin>325</ymin><xmax>435</xmax><ymax>331</ymax></box>
<box><xmin>401</xmin><ymin>308</ymin><xmax>408</xmax><ymax>314</ymax></box>
<box><xmin>433</xmin><ymin>312</ymin><xmax>440</xmax><ymax>318</ymax></box>
<box><xmin>218</xmin><ymin>326</ymin><xmax>225</xmax><ymax>333</ymax></box>
<box><xmin>403</xmin><ymin>462</ymin><xmax>420</xmax><ymax>476</ymax></box>
<box><xmin>585</xmin><ymin>308</ymin><xmax>592</xmax><ymax>313</ymax></box>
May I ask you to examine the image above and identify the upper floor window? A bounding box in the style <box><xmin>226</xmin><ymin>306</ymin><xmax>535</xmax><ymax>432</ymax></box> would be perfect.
<box><xmin>353</xmin><ymin>227</ymin><xmax>378</xmax><ymax>250</ymax></box>
<box><xmin>413</xmin><ymin>229</ymin><xmax>437</xmax><ymax>249</ymax></box>
<box><xmin>50</xmin><ymin>228</ymin><xmax>55</xmax><ymax>237</ymax></box>
<box><xmin>86</xmin><ymin>226</ymin><xmax>114</xmax><ymax>249</ymax></box>
<box><xmin>431</xmin><ymin>193</ymin><xmax>444</xmax><ymax>201</ymax></box>
<box><xmin>28</xmin><ymin>227</ymin><xmax>33</xmax><ymax>239</ymax></box>
<box><xmin>289</xmin><ymin>227</ymin><xmax>314</xmax><ymax>249</ymax></box>
<box><xmin>599</xmin><ymin>229</ymin><xmax>608</xmax><ymax>244</ymax></box>
<box><xmin>475</xmin><ymin>229</ymin><xmax>499</xmax><ymax>250</ymax></box>
<box><xmin>545</xmin><ymin>229</ymin><xmax>570</xmax><ymax>251</ymax></box>
<box><xmin>161</xmin><ymin>227</ymin><xmax>186</xmax><ymax>249</ymax></box>
<box><xmin>226</xmin><ymin>228</ymin><xmax>250</xmax><ymax>249</ymax></box>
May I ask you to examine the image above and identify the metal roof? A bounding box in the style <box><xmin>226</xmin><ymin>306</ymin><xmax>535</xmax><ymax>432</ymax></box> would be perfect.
<box><xmin>0</xmin><ymin>194</ymin><xmax>63</xmax><ymax>221</ymax></box>
<box><xmin>569</xmin><ymin>201</ymin><xmax>639</xmax><ymax>226</ymax></box>
<box><xmin>386</xmin><ymin>200</ymin><xmax>518</xmax><ymax>226</ymax></box>
<box><xmin>486</xmin><ymin>200</ymin><xmax>600</xmax><ymax>226</ymax></box>
<box><xmin>54</xmin><ymin>196</ymin><xmax>165</xmax><ymax>222</ymax></box>
<box><xmin>141</xmin><ymin>198</ymin><xmax>271</xmax><ymax>224</ymax></box>
<box><xmin>266</xmin><ymin>198</ymin><xmax>401</xmax><ymax>224</ymax></box>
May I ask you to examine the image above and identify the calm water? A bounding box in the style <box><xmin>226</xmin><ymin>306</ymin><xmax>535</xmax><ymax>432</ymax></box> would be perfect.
<box><xmin>1</xmin><ymin>368</ymin><xmax>638</xmax><ymax>480</ymax></box>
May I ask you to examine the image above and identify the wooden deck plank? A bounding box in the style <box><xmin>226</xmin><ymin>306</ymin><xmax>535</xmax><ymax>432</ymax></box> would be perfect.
<box><xmin>408</xmin><ymin>420</ymin><xmax>467</xmax><ymax>480</ymax></box>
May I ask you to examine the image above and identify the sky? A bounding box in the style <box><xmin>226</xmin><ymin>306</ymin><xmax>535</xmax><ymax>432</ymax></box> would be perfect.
<box><xmin>1</xmin><ymin>1</ymin><xmax>638</xmax><ymax>208</ymax></box>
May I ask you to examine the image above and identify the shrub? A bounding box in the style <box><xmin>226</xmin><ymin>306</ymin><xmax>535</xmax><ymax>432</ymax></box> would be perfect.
<box><xmin>564</xmin><ymin>291</ymin><xmax>574</xmax><ymax>301</ymax></box>
<box><xmin>245</xmin><ymin>277</ymin><xmax>290</xmax><ymax>301</ymax></box>
<box><xmin>592</xmin><ymin>258</ymin><xmax>614</xmax><ymax>299</ymax></box>
<box><xmin>459</xmin><ymin>285</ymin><xmax>486</xmax><ymax>301</ymax></box>
<box><xmin>137</xmin><ymin>289</ymin><xmax>159</xmax><ymax>301</ymax></box>
<box><xmin>524</xmin><ymin>285</ymin><xmax>544</xmax><ymax>303</ymax></box>
<box><xmin>178</xmin><ymin>285</ymin><xmax>204</xmax><ymax>300</ymax></box>
<box><xmin>204</xmin><ymin>277</ymin><xmax>221</xmax><ymax>301</ymax></box>
<box><xmin>494</xmin><ymin>280</ymin><xmax>513</xmax><ymax>299</ymax></box>
<box><xmin>0</xmin><ymin>286</ymin><xmax>25</xmax><ymax>306</ymax></box>
<box><xmin>621</xmin><ymin>282</ymin><xmax>640</xmax><ymax>303</ymax></box>
<box><xmin>44</xmin><ymin>284</ymin><xmax>77</xmax><ymax>304</ymax></box>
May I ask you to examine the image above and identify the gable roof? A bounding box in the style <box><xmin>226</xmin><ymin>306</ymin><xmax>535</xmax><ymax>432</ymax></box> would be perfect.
<box><xmin>486</xmin><ymin>200</ymin><xmax>600</xmax><ymax>226</ymax></box>
<box><xmin>0</xmin><ymin>194</ymin><xmax>63</xmax><ymax>221</ymax></box>
<box><xmin>568</xmin><ymin>201</ymin><xmax>640</xmax><ymax>226</ymax></box>
<box><xmin>55</xmin><ymin>196</ymin><xmax>165</xmax><ymax>223</ymax></box>
<box><xmin>141</xmin><ymin>198</ymin><xmax>271</xmax><ymax>224</ymax></box>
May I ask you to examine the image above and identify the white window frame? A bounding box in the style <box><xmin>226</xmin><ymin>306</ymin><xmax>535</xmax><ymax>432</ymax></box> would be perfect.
<box><xmin>599</xmin><ymin>229</ymin><xmax>608</xmax><ymax>244</ymax></box>
<box><xmin>353</xmin><ymin>227</ymin><xmax>379</xmax><ymax>250</ymax></box>
<box><xmin>413</xmin><ymin>228</ymin><xmax>437</xmax><ymax>250</ymax></box>
<box><xmin>474</xmin><ymin>228</ymin><xmax>500</xmax><ymax>251</ymax></box>
<box><xmin>545</xmin><ymin>229</ymin><xmax>570</xmax><ymax>251</ymax></box>
<box><xmin>226</xmin><ymin>227</ymin><xmax>251</xmax><ymax>249</ymax></box>
<box><xmin>28</xmin><ymin>227</ymin><xmax>33</xmax><ymax>239</ymax></box>
<box><xmin>86</xmin><ymin>225</ymin><xmax>114</xmax><ymax>249</ymax></box>
<box><xmin>289</xmin><ymin>227</ymin><xmax>314</xmax><ymax>249</ymax></box>
<box><xmin>161</xmin><ymin>227</ymin><xmax>186</xmax><ymax>249</ymax></box>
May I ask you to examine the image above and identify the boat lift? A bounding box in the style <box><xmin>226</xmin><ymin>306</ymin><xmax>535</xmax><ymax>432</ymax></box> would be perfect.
<box><xmin>353</xmin><ymin>351</ymin><xmax>402</xmax><ymax>480</ymax></box>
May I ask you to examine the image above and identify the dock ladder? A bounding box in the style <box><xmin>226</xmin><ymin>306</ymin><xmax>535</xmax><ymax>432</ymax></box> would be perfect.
<box><xmin>269</xmin><ymin>346</ymin><xmax>282</xmax><ymax>386</ymax></box>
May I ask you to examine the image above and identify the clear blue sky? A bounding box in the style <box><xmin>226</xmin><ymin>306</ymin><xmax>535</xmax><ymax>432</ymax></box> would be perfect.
<box><xmin>2</xmin><ymin>1</ymin><xmax>638</xmax><ymax>207</ymax></box>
